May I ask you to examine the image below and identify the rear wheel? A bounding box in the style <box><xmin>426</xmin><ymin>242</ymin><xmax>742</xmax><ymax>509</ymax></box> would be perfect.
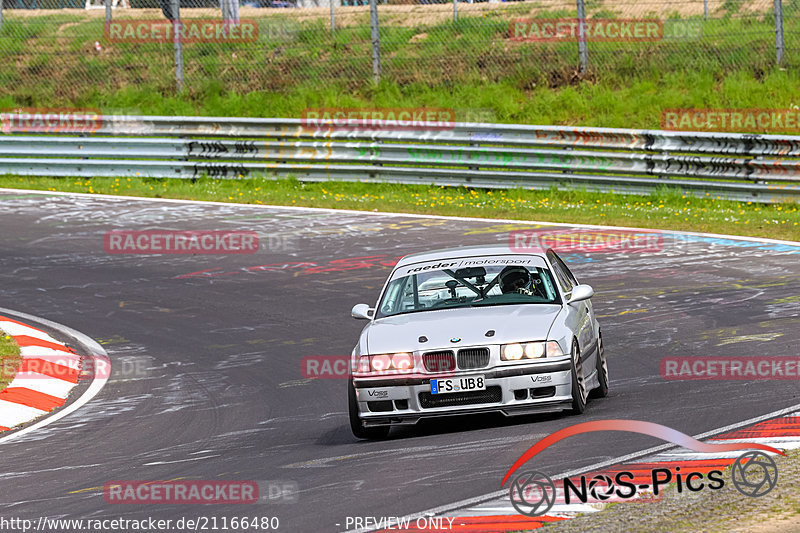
<box><xmin>348</xmin><ymin>381</ymin><xmax>390</xmax><ymax>440</ymax></box>
<box><xmin>589</xmin><ymin>333</ymin><xmax>609</xmax><ymax>399</ymax></box>
<box><xmin>569</xmin><ymin>339</ymin><xmax>587</xmax><ymax>415</ymax></box>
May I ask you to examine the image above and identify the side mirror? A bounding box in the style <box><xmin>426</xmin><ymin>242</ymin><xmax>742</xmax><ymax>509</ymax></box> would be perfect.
<box><xmin>568</xmin><ymin>284</ymin><xmax>594</xmax><ymax>305</ymax></box>
<box><xmin>351</xmin><ymin>303</ymin><xmax>375</xmax><ymax>320</ymax></box>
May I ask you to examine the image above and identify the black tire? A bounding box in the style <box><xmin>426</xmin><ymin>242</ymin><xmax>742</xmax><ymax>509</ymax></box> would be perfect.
<box><xmin>589</xmin><ymin>333</ymin><xmax>609</xmax><ymax>399</ymax></box>
<box><xmin>569</xmin><ymin>339</ymin><xmax>587</xmax><ymax>415</ymax></box>
<box><xmin>348</xmin><ymin>381</ymin><xmax>390</xmax><ymax>440</ymax></box>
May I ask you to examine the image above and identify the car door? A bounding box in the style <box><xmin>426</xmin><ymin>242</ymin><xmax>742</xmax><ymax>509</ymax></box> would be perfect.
<box><xmin>548</xmin><ymin>251</ymin><xmax>595</xmax><ymax>359</ymax></box>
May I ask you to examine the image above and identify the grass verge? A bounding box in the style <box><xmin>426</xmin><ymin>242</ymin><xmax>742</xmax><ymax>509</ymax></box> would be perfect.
<box><xmin>0</xmin><ymin>328</ymin><xmax>22</xmax><ymax>392</ymax></box>
<box><xmin>2</xmin><ymin>6</ymin><xmax>800</xmax><ymax>135</ymax></box>
<box><xmin>3</xmin><ymin>71</ymin><xmax>800</xmax><ymax>134</ymax></box>
<box><xmin>1</xmin><ymin>175</ymin><xmax>799</xmax><ymax>241</ymax></box>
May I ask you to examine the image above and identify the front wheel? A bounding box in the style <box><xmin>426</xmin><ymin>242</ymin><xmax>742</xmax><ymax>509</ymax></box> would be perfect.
<box><xmin>348</xmin><ymin>381</ymin><xmax>390</xmax><ymax>440</ymax></box>
<box><xmin>569</xmin><ymin>339</ymin><xmax>587</xmax><ymax>415</ymax></box>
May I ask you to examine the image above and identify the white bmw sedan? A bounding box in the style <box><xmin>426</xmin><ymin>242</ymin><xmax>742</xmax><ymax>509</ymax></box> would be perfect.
<box><xmin>348</xmin><ymin>244</ymin><xmax>608</xmax><ymax>439</ymax></box>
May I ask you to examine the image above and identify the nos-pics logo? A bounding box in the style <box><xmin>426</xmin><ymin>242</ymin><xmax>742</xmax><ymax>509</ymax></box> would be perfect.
<box><xmin>503</xmin><ymin>420</ymin><xmax>782</xmax><ymax>517</ymax></box>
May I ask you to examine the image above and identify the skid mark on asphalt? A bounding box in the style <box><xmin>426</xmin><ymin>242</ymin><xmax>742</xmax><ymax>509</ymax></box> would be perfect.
<box><xmin>283</xmin><ymin>433</ymin><xmax>549</xmax><ymax>469</ymax></box>
<box><xmin>716</xmin><ymin>333</ymin><xmax>784</xmax><ymax>346</ymax></box>
<box><xmin>68</xmin><ymin>477</ymin><xmax>191</xmax><ymax>496</ymax></box>
<box><xmin>279</xmin><ymin>379</ymin><xmax>314</xmax><ymax>388</ymax></box>
<box><xmin>212</xmin><ymin>351</ymin><xmax>266</xmax><ymax>370</ymax></box>
<box><xmin>143</xmin><ymin>455</ymin><xmax>222</xmax><ymax>466</ymax></box>
<box><xmin>0</xmin><ymin>462</ymin><xmax>107</xmax><ymax>482</ymax></box>
<box><xmin>596</xmin><ymin>309</ymin><xmax>649</xmax><ymax>318</ymax></box>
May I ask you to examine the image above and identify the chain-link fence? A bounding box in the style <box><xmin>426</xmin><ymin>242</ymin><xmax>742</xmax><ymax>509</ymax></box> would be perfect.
<box><xmin>0</xmin><ymin>0</ymin><xmax>797</xmax><ymax>103</ymax></box>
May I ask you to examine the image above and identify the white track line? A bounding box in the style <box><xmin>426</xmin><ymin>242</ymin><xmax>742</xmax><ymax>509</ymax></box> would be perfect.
<box><xmin>0</xmin><ymin>308</ymin><xmax>110</xmax><ymax>445</ymax></box>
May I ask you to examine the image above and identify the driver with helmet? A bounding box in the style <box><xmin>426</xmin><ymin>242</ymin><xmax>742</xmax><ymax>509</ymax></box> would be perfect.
<box><xmin>498</xmin><ymin>266</ymin><xmax>535</xmax><ymax>295</ymax></box>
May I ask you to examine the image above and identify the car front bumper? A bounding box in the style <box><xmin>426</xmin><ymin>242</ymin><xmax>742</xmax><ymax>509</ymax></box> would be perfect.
<box><xmin>352</xmin><ymin>359</ymin><xmax>573</xmax><ymax>427</ymax></box>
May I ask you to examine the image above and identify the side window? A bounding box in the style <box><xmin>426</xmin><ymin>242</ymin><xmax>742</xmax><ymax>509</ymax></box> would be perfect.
<box><xmin>552</xmin><ymin>252</ymin><xmax>579</xmax><ymax>286</ymax></box>
<box><xmin>536</xmin><ymin>267</ymin><xmax>559</xmax><ymax>301</ymax></box>
<box><xmin>547</xmin><ymin>251</ymin><xmax>575</xmax><ymax>294</ymax></box>
<box><xmin>380</xmin><ymin>277</ymin><xmax>408</xmax><ymax>315</ymax></box>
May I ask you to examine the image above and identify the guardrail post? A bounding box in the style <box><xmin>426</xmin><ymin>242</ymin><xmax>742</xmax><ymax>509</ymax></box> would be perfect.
<box><xmin>774</xmin><ymin>0</ymin><xmax>785</xmax><ymax>65</ymax></box>
<box><xmin>172</xmin><ymin>0</ymin><xmax>184</xmax><ymax>92</ymax></box>
<box><xmin>370</xmin><ymin>0</ymin><xmax>381</xmax><ymax>83</ymax></box>
<box><xmin>576</xmin><ymin>0</ymin><xmax>588</xmax><ymax>74</ymax></box>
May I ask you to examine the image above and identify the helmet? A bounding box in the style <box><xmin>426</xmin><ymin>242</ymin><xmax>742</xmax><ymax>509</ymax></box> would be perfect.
<box><xmin>498</xmin><ymin>266</ymin><xmax>533</xmax><ymax>294</ymax></box>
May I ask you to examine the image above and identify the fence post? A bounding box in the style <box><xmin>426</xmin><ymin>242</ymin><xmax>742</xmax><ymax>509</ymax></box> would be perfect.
<box><xmin>221</xmin><ymin>0</ymin><xmax>239</xmax><ymax>24</ymax></box>
<box><xmin>576</xmin><ymin>0</ymin><xmax>588</xmax><ymax>74</ymax></box>
<box><xmin>1</xmin><ymin>0</ymin><xmax>4</xmax><ymax>32</ymax></box>
<box><xmin>330</xmin><ymin>0</ymin><xmax>335</xmax><ymax>33</ymax></box>
<box><xmin>105</xmin><ymin>0</ymin><xmax>111</xmax><ymax>25</ymax></box>
<box><xmin>172</xmin><ymin>0</ymin><xmax>184</xmax><ymax>91</ymax></box>
<box><xmin>704</xmin><ymin>0</ymin><xmax>708</xmax><ymax>21</ymax></box>
<box><xmin>774</xmin><ymin>0</ymin><xmax>785</xmax><ymax>65</ymax></box>
<box><xmin>453</xmin><ymin>0</ymin><xmax>457</xmax><ymax>22</ymax></box>
<box><xmin>370</xmin><ymin>0</ymin><xmax>381</xmax><ymax>83</ymax></box>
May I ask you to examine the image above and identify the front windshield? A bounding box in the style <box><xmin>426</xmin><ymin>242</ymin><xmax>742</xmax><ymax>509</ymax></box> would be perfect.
<box><xmin>377</xmin><ymin>260</ymin><xmax>561</xmax><ymax>318</ymax></box>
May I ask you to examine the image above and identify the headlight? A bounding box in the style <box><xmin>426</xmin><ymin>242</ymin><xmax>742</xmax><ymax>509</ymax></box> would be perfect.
<box><xmin>372</xmin><ymin>354</ymin><xmax>392</xmax><ymax>371</ymax></box>
<box><xmin>525</xmin><ymin>343</ymin><xmax>545</xmax><ymax>358</ymax></box>
<box><xmin>391</xmin><ymin>352</ymin><xmax>414</xmax><ymax>371</ymax></box>
<box><xmin>358</xmin><ymin>352</ymin><xmax>415</xmax><ymax>374</ymax></box>
<box><xmin>502</xmin><ymin>343</ymin><xmax>524</xmax><ymax>360</ymax></box>
<box><xmin>501</xmin><ymin>341</ymin><xmax>564</xmax><ymax>361</ymax></box>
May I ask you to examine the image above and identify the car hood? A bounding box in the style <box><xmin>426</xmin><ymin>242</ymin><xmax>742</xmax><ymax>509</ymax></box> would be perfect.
<box><xmin>365</xmin><ymin>304</ymin><xmax>562</xmax><ymax>354</ymax></box>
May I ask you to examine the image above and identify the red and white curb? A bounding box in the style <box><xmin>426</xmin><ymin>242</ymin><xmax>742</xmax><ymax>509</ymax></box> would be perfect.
<box><xmin>0</xmin><ymin>315</ymin><xmax>82</xmax><ymax>432</ymax></box>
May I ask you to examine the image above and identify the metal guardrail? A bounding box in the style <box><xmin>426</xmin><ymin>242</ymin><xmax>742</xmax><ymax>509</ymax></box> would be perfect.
<box><xmin>2</xmin><ymin>115</ymin><xmax>800</xmax><ymax>202</ymax></box>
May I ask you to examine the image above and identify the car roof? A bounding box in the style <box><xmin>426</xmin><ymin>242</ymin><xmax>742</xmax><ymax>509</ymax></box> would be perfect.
<box><xmin>395</xmin><ymin>244</ymin><xmax>549</xmax><ymax>268</ymax></box>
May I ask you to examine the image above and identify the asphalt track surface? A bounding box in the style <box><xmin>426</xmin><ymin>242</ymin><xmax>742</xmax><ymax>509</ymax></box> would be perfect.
<box><xmin>0</xmin><ymin>189</ymin><xmax>799</xmax><ymax>532</ymax></box>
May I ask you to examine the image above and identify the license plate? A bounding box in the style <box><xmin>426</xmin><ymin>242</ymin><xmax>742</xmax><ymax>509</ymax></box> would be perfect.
<box><xmin>431</xmin><ymin>375</ymin><xmax>485</xmax><ymax>394</ymax></box>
